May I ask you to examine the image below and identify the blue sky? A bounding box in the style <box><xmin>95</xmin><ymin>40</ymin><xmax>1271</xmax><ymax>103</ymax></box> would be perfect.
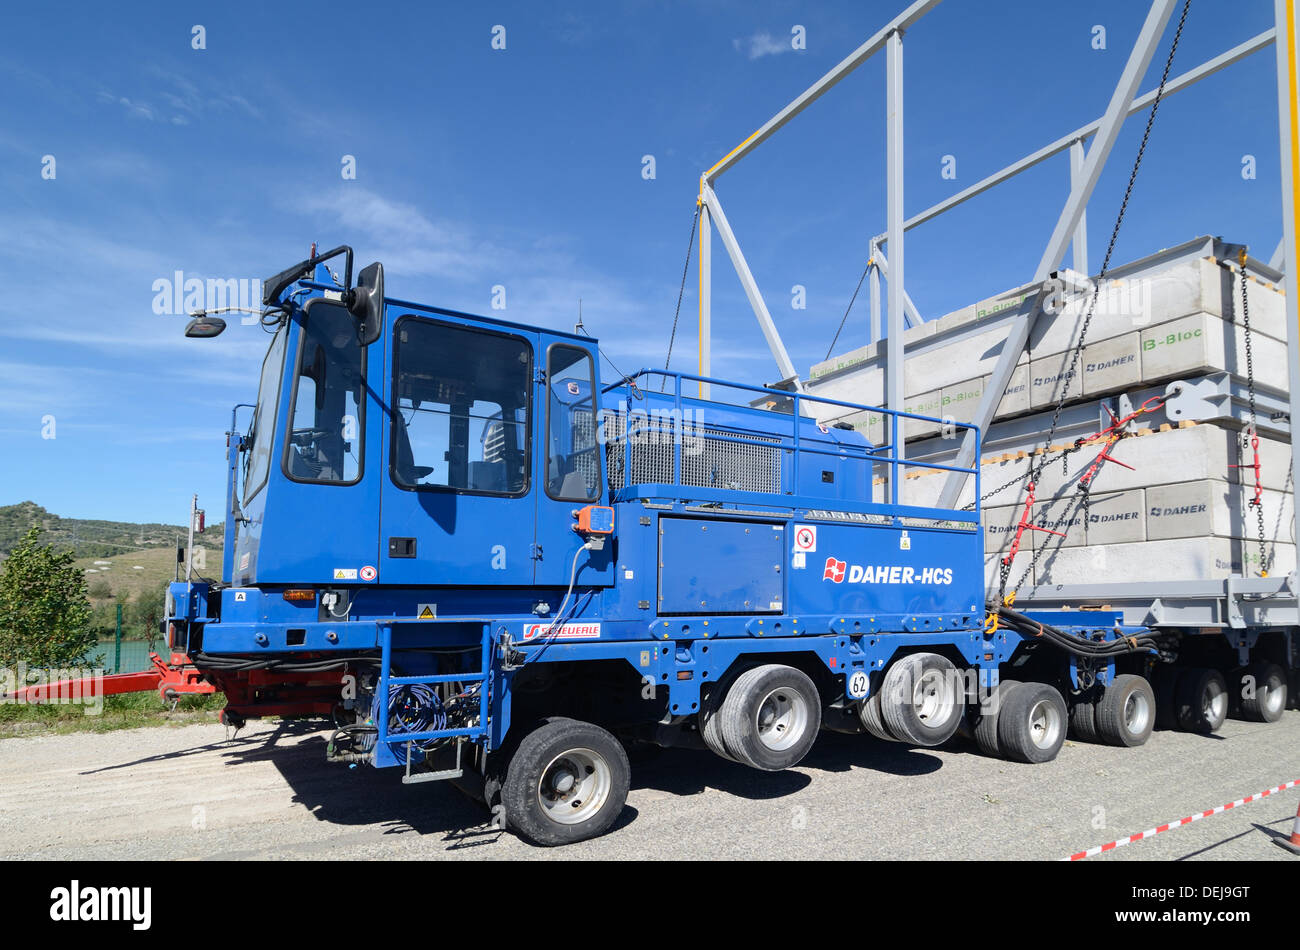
<box><xmin>0</xmin><ymin>0</ymin><xmax>1290</xmax><ymax>524</ymax></box>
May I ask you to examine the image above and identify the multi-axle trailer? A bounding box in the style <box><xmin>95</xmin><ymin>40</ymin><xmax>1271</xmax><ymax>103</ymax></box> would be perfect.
<box><xmin>163</xmin><ymin>246</ymin><xmax>1295</xmax><ymax>845</ymax></box>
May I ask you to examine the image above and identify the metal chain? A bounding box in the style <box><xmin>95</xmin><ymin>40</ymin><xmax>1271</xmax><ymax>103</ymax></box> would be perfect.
<box><xmin>825</xmin><ymin>257</ymin><xmax>874</xmax><ymax>361</ymax></box>
<box><xmin>999</xmin><ymin>0</ymin><xmax>1190</xmax><ymax>604</ymax></box>
<box><xmin>1238</xmin><ymin>250</ymin><xmax>1269</xmax><ymax>573</ymax></box>
<box><xmin>661</xmin><ymin>204</ymin><xmax>701</xmax><ymax>390</ymax></box>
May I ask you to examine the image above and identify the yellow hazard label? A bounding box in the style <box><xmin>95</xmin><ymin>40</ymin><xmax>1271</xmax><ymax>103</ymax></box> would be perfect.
<box><xmin>416</xmin><ymin>604</ymin><xmax>436</xmax><ymax>620</ymax></box>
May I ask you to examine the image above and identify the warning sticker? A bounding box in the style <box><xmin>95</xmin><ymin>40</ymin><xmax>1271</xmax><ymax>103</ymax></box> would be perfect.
<box><xmin>522</xmin><ymin>622</ymin><xmax>601</xmax><ymax>641</ymax></box>
<box><xmin>415</xmin><ymin>604</ymin><xmax>436</xmax><ymax>620</ymax></box>
<box><xmin>794</xmin><ymin>524</ymin><xmax>817</xmax><ymax>552</ymax></box>
<box><xmin>360</xmin><ymin>565</ymin><xmax>377</xmax><ymax>581</ymax></box>
<box><xmin>333</xmin><ymin>568</ymin><xmax>358</xmax><ymax>580</ymax></box>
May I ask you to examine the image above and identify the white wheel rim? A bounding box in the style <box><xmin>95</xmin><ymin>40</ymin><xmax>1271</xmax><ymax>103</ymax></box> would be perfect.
<box><xmin>537</xmin><ymin>748</ymin><xmax>611</xmax><ymax>825</ymax></box>
<box><xmin>1202</xmin><ymin>682</ymin><xmax>1227</xmax><ymax>723</ymax></box>
<box><xmin>1028</xmin><ymin>699</ymin><xmax>1063</xmax><ymax>749</ymax></box>
<box><xmin>1263</xmin><ymin>680</ymin><xmax>1284</xmax><ymax>715</ymax></box>
<box><xmin>911</xmin><ymin>669</ymin><xmax>954</xmax><ymax>723</ymax></box>
<box><xmin>1124</xmin><ymin>691</ymin><xmax>1151</xmax><ymax>735</ymax></box>
<box><xmin>754</xmin><ymin>687</ymin><xmax>809</xmax><ymax>752</ymax></box>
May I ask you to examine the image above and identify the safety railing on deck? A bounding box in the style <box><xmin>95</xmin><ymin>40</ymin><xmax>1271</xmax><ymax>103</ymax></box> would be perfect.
<box><xmin>601</xmin><ymin>368</ymin><xmax>980</xmax><ymax>514</ymax></box>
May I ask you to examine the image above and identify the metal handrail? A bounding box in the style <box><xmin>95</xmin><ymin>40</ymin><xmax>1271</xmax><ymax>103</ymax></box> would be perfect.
<box><xmin>602</xmin><ymin>367</ymin><xmax>980</xmax><ymax>508</ymax></box>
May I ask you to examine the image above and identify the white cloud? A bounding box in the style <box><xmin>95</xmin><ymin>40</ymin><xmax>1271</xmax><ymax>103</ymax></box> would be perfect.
<box><xmin>734</xmin><ymin>32</ymin><xmax>792</xmax><ymax>60</ymax></box>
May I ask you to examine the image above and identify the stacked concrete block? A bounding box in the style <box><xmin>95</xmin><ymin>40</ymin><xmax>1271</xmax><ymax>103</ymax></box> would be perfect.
<box><xmin>800</xmin><ymin>237</ymin><xmax>1293</xmax><ymax>593</ymax></box>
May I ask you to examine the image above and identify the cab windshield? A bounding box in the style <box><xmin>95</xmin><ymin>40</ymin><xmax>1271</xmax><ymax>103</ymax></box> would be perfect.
<box><xmin>282</xmin><ymin>302</ymin><xmax>365</xmax><ymax>484</ymax></box>
<box><xmin>243</xmin><ymin>325</ymin><xmax>288</xmax><ymax>504</ymax></box>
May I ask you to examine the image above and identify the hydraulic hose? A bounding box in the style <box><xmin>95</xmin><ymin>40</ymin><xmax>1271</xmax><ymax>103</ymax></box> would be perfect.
<box><xmin>992</xmin><ymin>605</ymin><xmax>1162</xmax><ymax>658</ymax></box>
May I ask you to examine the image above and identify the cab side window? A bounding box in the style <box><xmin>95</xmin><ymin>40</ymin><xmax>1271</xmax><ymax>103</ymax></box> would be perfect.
<box><xmin>392</xmin><ymin>319</ymin><xmax>530</xmax><ymax>495</ymax></box>
<box><xmin>545</xmin><ymin>345</ymin><xmax>600</xmax><ymax>501</ymax></box>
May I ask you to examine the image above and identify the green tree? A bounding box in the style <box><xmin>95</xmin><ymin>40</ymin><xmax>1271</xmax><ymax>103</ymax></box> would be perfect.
<box><xmin>0</xmin><ymin>527</ymin><xmax>97</xmax><ymax>668</ymax></box>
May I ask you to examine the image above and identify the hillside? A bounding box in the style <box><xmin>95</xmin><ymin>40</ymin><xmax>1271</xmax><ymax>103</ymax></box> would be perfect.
<box><xmin>0</xmin><ymin>501</ymin><xmax>223</xmax><ymax>560</ymax></box>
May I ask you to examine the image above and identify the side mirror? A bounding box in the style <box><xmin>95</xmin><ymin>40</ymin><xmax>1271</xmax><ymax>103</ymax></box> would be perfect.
<box><xmin>184</xmin><ymin>315</ymin><xmax>227</xmax><ymax>338</ymax></box>
<box><xmin>348</xmin><ymin>262</ymin><xmax>384</xmax><ymax>345</ymax></box>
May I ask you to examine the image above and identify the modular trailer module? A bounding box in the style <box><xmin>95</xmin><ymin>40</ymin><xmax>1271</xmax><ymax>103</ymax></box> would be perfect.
<box><xmin>164</xmin><ymin>247</ymin><xmax>1296</xmax><ymax>845</ymax></box>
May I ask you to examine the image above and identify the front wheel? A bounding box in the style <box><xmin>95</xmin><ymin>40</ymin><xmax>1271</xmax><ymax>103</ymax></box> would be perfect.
<box><xmin>500</xmin><ymin>717</ymin><xmax>630</xmax><ymax>846</ymax></box>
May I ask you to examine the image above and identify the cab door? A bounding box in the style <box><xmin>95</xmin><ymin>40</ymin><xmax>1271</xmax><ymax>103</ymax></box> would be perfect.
<box><xmin>532</xmin><ymin>338</ymin><xmax>614</xmax><ymax>587</ymax></box>
<box><xmin>378</xmin><ymin>313</ymin><xmax>539</xmax><ymax>587</ymax></box>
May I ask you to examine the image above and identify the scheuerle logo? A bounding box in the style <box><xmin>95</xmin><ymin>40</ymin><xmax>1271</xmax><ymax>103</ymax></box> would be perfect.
<box><xmin>49</xmin><ymin>881</ymin><xmax>151</xmax><ymax>931</ymax></box>
<box><xmin>821</xmin><ymin>556</ymin><xmax>953</xmax><ymax>585</ymax></box>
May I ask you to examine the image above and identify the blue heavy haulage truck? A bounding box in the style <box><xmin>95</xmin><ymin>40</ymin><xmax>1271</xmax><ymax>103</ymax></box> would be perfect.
<box><xmin>166</xmin><ymin>246</ymin><xmax>1294</xmax><ymax>845</ymax></box>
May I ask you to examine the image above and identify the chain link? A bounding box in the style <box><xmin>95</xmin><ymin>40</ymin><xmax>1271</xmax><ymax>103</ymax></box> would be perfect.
<box><xmin>997</xmin><ymin>0</ymin><xmax>1190</xmax><ymax>604</ymax></box>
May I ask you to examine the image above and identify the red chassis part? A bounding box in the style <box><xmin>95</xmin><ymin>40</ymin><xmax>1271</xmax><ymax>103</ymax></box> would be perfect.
<box><xmin>2</xmin><ymin>652</ymin><xmax>345</xmax><ymax>726</ymax></box>
<box><xmin>1</xmin><ymin>651</ymin><xmax>216</xmax><ymax>704</ymax></box>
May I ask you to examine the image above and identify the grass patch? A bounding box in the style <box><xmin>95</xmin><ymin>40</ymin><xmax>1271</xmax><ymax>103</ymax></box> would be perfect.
<box><xmin>0</xmin><ymin>691</ymin><xmax>225</xmax><ymax>738</ymax></box>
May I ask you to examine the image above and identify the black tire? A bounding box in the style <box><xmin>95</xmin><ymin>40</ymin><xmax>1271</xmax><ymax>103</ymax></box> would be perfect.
<box><xmin>1154</xmin><ymin>666</ymin><xmax>1181</xmax><ymax>730</ymax></box>
<box><xmin>1095</xmin><ymin>674</ymin><xmax>1156</xmax><ymax>747</ymax></box>
<box><xmin>699</xmin><ymin>679</ymin><xmax>741</xmax><ymax>762</ymax></box>
<box><xmin>1239</xmin><ymin>662</ymin><xmax>1288</xmax><ymax>723</ymax></box>
<box><xmin>973</xmin><ymin>679</ymin><xmax>1020</xmax><ymax>757</ymax></box>
<box><xmin>1175</xmin><ymin>667</ymin><xmax>1229</xmax><ymax>734</ymax></box>
<box><xmin>1069</xmin><ymin>696</ymin><xmax>1101</xmax><ymax>743</ymax></box>
<box><xmin>857</xmin><ymin>690</ymin><xmax>899</xmax><ymax>742</ymax></box>
<box><xmin>878</xmin><ymin>653</ymin><xmax>964</xmax><ymax>747</ymax></box>
<box><xmin>997</xmin><ymin>681</ymin><xmax>1068</xmax><ymax>764</ymax></box>
<box><xmin>718</xmin><ymin>664</ymin><xmax>821</xmax><ymax>771</ymax></box>
<box><xmin>500</xmin><ymin>717</ymin><xmax>630</xmax><ymax>846</ymax></box>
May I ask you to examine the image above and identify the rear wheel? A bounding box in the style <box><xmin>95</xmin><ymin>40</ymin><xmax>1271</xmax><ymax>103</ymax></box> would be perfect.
<box><xmin>1153</xmin><ymin>666</ymin><xmax>1181</xmax><ymax>730</ymax></box>
<box><xmin>857</xmin><ymin>690</ymin><xmax>898</xmax><ymax>742</ymax></box>
<box><xmin>1069</xmin><ymin>695</ymin><xmax>1101</xmax><ymax>743</ymax></box>
<box><xmin>1095</xmin><ymin>674</ymin><xmax>1155</xmax><ymax>747</ymax></box>
<box><xmin>1239</xmin><ymin>662</ymin><xmax>1288</xmax><ymax>723</ymax></box>
<box><xmin>1175</xmin><ymin>667</ymin><xmax>1228</xmax><ymax>734</ymax></box>
<box><xmin>699</xmin><ymin>682</ymin><xmax>741</xmax><ymax>763</ymax></box>
<box><xmin>973</xmin><ymin>679</ymin><xmax>1020</xmax><ymax>757</ymax></box>
<box><xmin>877</xmin><ymin>653</ymin><xmax>964</xmax><ymax>747</ymax></box>
<box><xmin>500</xmin><ymin>717</ymin><xmax>629</xmax><ymax>846</ymax></box>
<box><xmin>718</xmin><ymin>664</ymin><xmax>821</xmax><ymax>771</ymax></box>
<box><xmin>996</xmin><ymin>682</ymin><xmax>1067</xmax><ymax>764</ymax></box>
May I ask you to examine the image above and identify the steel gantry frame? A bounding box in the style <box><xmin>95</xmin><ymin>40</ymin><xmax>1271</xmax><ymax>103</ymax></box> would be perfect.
<box><xmin>695</xmin><ymin>0</ymin><xmax>1297</xmax><ymax>516</ymax></box>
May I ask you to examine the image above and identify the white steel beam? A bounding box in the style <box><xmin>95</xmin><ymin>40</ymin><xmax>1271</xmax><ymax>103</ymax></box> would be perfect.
<box><xmin>886</xmin><ymin>29</ymin><xmax>906</xmax><ymax>468</ymax></box>
<box><xmin>1070</xmin><ymin>139</ymin><xmax>1090</xmax><ymax>276</ymax></box>
<box><xmin>881</xmin><ymin>29</ymin><xmax>1276</xmax><ymax>241</ymax></box>
<box><xmin>871</xmin><ymin>244</ymin><xmax>924</xmax><ymax>328</ymax></box>
<box><xmin>702</xmin><ymin>0</ymin><xmax>942</xmax><ymax>184</ymax></box>
<box><xmin>701</xmin><ymin>182</ymin><xmax>802</xmax><ymax>389</ymax></box>
<box><xmin>869</xmin><ymin>245</ymin><xmax>882</xmax><ymax>344</ymax></box>
<box><xmin>1270</xmin><ymin>235</ymin><xmax>1286</xmax><ymax>272</ymax></box>
<box><xmin>938</xmin><ymin>0</ymin><xmax>1179</xmax><ymax>509</ymax></box>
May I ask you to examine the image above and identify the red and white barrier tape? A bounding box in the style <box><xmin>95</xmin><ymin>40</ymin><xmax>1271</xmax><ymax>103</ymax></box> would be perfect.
<box><xmin>1067</xmin><ymin>779</ymin><xmax>1300</xmax><ymax>861</ymax></box>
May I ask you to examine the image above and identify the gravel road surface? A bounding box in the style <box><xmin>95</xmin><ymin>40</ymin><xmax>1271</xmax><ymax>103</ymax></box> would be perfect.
<box><xmin>2</xmin><ymin>712</ymin><xmax>1297</xmax><ymax>860</ymax></box>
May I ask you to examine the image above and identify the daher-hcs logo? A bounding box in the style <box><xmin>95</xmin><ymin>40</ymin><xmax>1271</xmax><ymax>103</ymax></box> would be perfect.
<box><xmin>822</xmin><ymin>556</ymin><xmax>953</xmax><ymax>586</ymax></box>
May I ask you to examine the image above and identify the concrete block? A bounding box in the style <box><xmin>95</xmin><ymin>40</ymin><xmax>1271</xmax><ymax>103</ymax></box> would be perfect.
<box><xmin>1035</xmin><ymin>537</ymin><xmax>1296</xmax><ymax>586</ymax></box>
<box><xmin>1141</xmin><ymin>480</ymin><xmax>1294</xmax><ymax>544</ymax></box>
<box><xmin>986</xmin><ymin>548</ymin><xmax>1032</xmax><ymax>597</ymax></box>
<box><xmin>1139</xmin><ymin>312</ymin><xmax>1289</xmax><ymax>392</ymax></box>
<box><xmin>903</xmin><ymin>390</ymin><xmax>943</xmax><ymax>440</ymax></box>
<box><xmin>1028</xmin><ymin>352</ymin><xmax>1084</xmax><ymax>410</ymax></box>
<box><xmin>1030</xmin><ymin>277</ymin><xmax>1155</xmax><ymax>356</ymax></box>
<box><xmin>983</xmin><ymin>504</ymin><xmax>1027</xmax><ymax>555</ymax></box>
<box><xmin>992</xmin><ymin>364</ymin><xmax>1031</xmax><ymax>420</ymax></box>
<box><xmin>1080</xmin><ymin>333</ymin><xmax>1142</xmax><ymax>396</ymax></box>
<box><xmin>1034</xmin><ymin>424</ymin><xmax>1291</xmax><ymax>496</ymax></box>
